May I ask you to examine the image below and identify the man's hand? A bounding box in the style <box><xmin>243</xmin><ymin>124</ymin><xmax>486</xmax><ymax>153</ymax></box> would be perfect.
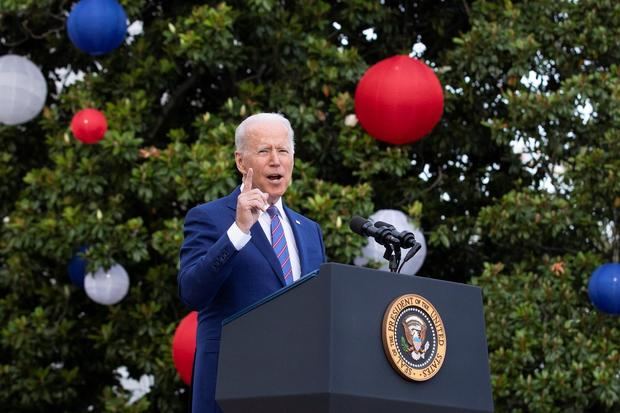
<box><xmin>235</xmin><ymin>168</ymin><xmax>269</xmax><ymax>233</ymax></box>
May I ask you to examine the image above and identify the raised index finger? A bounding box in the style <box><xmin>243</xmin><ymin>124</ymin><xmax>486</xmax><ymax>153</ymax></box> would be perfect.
<box><xmin>243</xmin><ymin>168</ymin><xmax>253</xmax><ymax>192</ymax></box>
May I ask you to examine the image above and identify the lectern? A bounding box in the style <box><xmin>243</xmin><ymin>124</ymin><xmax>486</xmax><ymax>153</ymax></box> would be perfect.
<box><xmin>216</xmin><ymin>263</ymin><xmax>494</xmax><ymax>412</ymax></box>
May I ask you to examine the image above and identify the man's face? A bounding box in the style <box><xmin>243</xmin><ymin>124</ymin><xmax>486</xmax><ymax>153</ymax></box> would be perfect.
<box><xmin>235</xmin><ymin>119</ymin><xmax>294</xmax><ymax>204</ymax></box>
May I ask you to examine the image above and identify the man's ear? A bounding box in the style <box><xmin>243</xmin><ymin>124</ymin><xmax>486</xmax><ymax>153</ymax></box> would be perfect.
<box><xmin>235</xmin><ymin>152</ymin><xmax>245</xmax><ymax>175</ymax></box>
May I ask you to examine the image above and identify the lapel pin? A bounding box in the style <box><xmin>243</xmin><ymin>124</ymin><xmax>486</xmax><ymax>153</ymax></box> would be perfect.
<box><xmin>295</xmin><ymin>220</ymin><xmax>301</xmax><ymax>225</ymax></box>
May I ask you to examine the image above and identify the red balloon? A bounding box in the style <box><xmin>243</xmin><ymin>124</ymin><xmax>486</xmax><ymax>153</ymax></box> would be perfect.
<box><xmin>355</xmin><ymin>55</ymin><xmax>444</xmax><ymax>145</ymax></box>
<box><xmin>172</xmin><ymin>311</ymin><xmax>198</xmax><ymax>386</ymax></box>
<box><xmin>70</xmin><ymin>108</ymin><xmax>108</xmax><ymax>144</ymax></box>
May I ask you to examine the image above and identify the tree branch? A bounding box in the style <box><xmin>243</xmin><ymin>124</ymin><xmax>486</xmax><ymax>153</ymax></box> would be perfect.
<box><xmin>424</xmin><ymin>167</ymin><xmax>445</xmax><ymax>193</ymax></box>
<box><xmin>461</xmin><ymin>0</ymin><xmax>471</xmax><ymax>17</ymax></box>
<box><xmin>148</xmin><ymin>71</ymin><xmax>203</xmax><ymax>142</ymax></box>
<box><xmin>22</xmin><ymin>19</ymin><xmax>64</xmax><ymax>40</ymax></box>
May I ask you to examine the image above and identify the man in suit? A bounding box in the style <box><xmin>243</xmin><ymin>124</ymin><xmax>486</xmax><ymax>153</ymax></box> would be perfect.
<box><xmin>178</xmin><ymin>113</ymin><xmax>326</xmax><ymax>413</ymax></box>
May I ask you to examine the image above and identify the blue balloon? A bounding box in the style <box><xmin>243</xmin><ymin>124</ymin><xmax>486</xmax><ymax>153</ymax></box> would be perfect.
<box><xmin>67</xmin><ymin>246</ymin><xmax>88</xmax><ymax>288</ymax></box>
<box><xmin>588</xmin><ymin>263</ymin><xmax>620</xmax><ymax>315</ymax></box>
<box><xmin>67</xmin><ymin>0</ymin><xmax>127</xmax><ymax>56</ymax></box>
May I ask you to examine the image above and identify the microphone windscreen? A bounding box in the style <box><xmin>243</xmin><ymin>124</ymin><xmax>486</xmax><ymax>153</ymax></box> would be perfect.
<box><xmin>349</xmin><ymin>216</ymin><xmax>368</xmax><ymax>235</ymax></box>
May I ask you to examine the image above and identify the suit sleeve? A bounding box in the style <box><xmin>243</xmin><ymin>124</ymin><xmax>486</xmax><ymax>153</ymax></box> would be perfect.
<box><xmin>178</xmin><ymin>205</ymin><xmax>239</xmax><ymax>311</ymax></box>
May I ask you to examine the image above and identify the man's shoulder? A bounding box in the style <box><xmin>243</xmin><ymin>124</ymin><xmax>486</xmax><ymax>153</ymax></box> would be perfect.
<box><xmin>186</xmin><ymin>188</ymin><xmax>239</xmax><ymax>217</ymax></box>
<box><xmin>191</xmin><ymin>196</ymin><xmax>230</xmax><ymax>212</ymax></box>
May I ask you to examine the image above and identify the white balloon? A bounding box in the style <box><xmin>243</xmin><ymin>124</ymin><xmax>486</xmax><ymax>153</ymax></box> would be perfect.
<box><xmin>84</xmin><ymin>264</ymin><xmax>130</xmax><ymax>305</ymax></box>
<box><xmin>354</xmin><ymin>209</ymin><xmax>427</xmax><ymax>275</ymax></box>
<box><xmin>0</xmin><ymin>54</ymin><xmax>48</xmax><ymax>125</ymax></box>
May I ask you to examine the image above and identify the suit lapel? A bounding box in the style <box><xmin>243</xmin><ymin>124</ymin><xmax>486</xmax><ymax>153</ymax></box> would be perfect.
<box><xmin>227</xmin><ymin>187</ymin><xmax>286</xmax><ymax>286</ymax></box>
<box><xmin>224</xmin><ymin>187</ymin><xmax>241</xmax><ymax>211</ymax></box>
<box><xmin>284</xmin><ymin>205</ymin><xmax>309</xmax><ymax>277</ymax></box>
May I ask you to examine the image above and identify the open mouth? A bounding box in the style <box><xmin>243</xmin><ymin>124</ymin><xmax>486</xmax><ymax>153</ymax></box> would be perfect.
<box><xmin>267</xmin><ymin>174</ymin><xmax>283</xmax><ymax>181</ymax></box>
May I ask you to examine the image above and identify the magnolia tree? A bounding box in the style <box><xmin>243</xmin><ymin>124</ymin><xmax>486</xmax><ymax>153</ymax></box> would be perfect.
<box><xmin>0</xmin><ymin>0</ymin><xmax>618</xmax><ymax>411</ymax></box>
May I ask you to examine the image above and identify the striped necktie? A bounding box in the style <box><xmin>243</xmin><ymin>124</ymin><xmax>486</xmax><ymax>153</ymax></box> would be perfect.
<box><xmin>267</xmin><ymin>205</ymin><xmax>293</xmax><ymax>285</ymax></box>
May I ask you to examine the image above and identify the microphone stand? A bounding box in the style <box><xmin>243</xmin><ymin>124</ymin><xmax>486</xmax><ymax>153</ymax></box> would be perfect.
<box><xmin>383</xmin><ymin>241</ymin><xmax>401</xmax><ymax>273</ymax></box>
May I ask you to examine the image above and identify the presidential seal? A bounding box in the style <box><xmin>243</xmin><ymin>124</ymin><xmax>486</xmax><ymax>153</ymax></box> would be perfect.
<box><xmin>382</xmin><ymin>294</ymin><xmax>446</xmax><ymax>381</ymax></box>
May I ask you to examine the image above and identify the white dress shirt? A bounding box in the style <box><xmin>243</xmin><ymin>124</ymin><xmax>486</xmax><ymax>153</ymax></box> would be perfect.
<box><xmin>226</xmin><ymin>189</ymin><xmax>302</xmax><ymax>282</ymax></box>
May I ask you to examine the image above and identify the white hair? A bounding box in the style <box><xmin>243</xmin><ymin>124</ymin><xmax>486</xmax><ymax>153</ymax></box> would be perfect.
<box><xmin>234</xmin><ymin>113</ymin><xmax>295</xmax><ymax>153</ymax></box>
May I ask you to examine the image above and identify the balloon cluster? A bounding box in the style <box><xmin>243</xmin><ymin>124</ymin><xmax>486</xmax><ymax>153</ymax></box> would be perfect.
<box><xmin>0</xmin><ymin>1</ymin><xmax>128</xmax><ymax>127</ymax></box>
<box><xmin>66</xmin><ymin>0</ymin><xmax>119</xmax><ymax>144</ymax></box>
<box><xmin>67</xmin><ymin>248</ymin><xmax>130</xmax><ymax>305</ymax></box>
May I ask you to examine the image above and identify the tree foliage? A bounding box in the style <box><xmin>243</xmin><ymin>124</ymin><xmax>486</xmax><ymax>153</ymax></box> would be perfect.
<box><xmin>0</xmin><ymin>0</ymin><xmax>618</xmax><ymax>411</ymax></box>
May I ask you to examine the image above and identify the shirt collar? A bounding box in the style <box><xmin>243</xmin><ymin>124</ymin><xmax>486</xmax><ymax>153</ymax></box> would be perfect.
<box><xmin>270</xmin><ymin>197</ymin><xmax>285</xmax><ymax>217</ymax></box>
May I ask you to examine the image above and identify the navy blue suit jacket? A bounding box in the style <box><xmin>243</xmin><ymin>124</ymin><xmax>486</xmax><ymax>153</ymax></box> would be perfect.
<box><xmin>178</xmin><ymin>187</ymin><xmax>326</xmax><ymax>413</ymax></box>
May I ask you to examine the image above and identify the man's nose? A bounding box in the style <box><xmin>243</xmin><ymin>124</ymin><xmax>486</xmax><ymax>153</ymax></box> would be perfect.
<box><xmin>268</xmin><ymin>149</ymin><xmax>280</xmax><ymax>165</ymax></box>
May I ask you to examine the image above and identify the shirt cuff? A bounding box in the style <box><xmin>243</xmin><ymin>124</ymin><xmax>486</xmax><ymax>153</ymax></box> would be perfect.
<box><xmin>227</xmin><ymin>222</ymin><xmax>252</xmax><ymax>250</ymax></box>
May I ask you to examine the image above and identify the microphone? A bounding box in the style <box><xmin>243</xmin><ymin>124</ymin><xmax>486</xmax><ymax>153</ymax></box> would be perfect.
<box><xmin>374</xmin><ymin>221</ymin><xmax>418</xmax><ymax>249</ymax></box>
<box><xmin>374</xmin><ymin>220</ymin><xmax>422</xmax><ymax>273</ymax></box>
<box><xmin>349</xmin><ymin>216</ymin><xmax>400</xmax><ymax>246</ymax></box>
